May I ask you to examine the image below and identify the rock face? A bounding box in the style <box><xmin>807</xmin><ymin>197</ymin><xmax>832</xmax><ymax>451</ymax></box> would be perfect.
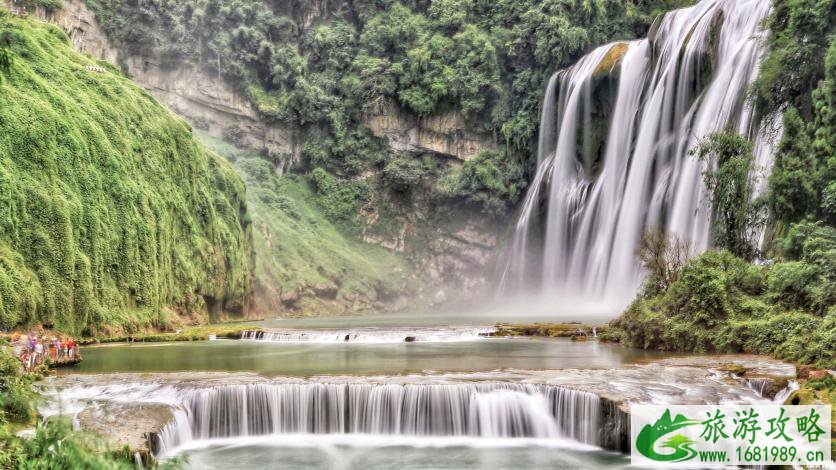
<box><xmin>121</xmin><ymin>56</ymin><xmax>299</xmax><ymax>171</ymax></box>
<box><xmin>419</xmin><ymin>226</ymin><xmax>498</xmax><ymax>301</ymax></box>
<box><xmin>20</xmin><ymin>0</ymin><xmax>503</xmax><ymax>312</ymax></box>
<box><xmin>363</xmin><ymin>99</ymin><xmax>497</xmax><ymax>161</ymax></box>
<box><xmin>40</xmin><ymin>0</ymin><xmax>116</xmax><ymax>63</ymax></box>
<box><xmin>27</xmin><ymin>0</ymin><xmax>496</xmax><ymax>165</ymax></box>
<box><xmin>76</xmin><ymin>401</ymin><xmax>174</xmax><ymax>462</ymax></box>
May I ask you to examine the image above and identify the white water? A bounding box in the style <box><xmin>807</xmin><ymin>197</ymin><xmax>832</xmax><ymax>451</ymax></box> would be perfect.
<box><xmin>773</xmin><ymin>380</ymin><xmax>799</xmax><ymax>404</ymax></box>
<box><xmin>241</xmin><ymin>327</ymin><xmax>495</xmax><ymax>344</ymax></box>
<box><xmin>153</xmin><ymin>382</ymin><xmax>601</xmax><ymax>458</ymax></box>
<box><xmin>499</xmin><ymin>0</ymin><xmax>778</xmax><ymax>314</ymax></box>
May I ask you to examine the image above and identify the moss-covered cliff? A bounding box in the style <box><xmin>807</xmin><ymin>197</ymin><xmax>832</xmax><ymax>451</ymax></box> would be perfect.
<box><xmin>0</xmin><ymin>12</ymin><xmax>253</xmax><ymax>335</ymax></box>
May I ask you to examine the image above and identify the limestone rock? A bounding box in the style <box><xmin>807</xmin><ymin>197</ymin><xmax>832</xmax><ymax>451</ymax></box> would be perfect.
<box><xmin>363</xmin><ymin>99</ymin><xmax>497</xmax><ymax>161</ymax></box>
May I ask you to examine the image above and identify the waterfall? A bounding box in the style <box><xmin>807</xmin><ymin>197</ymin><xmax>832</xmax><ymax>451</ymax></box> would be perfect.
<box><xmin>499</xmin><ymin>0</ymin><xmax>777</xmax><ymax>313</ymax></box>
<box><xmin>241</xmin><ymin>327</ymin><xmax>495</xmax><ymax>343</ymax></box>
<box><xmin>744</xmin><ymin>378</ymin><xmax>771</xmax><ymax>397</ymax></box>
<box><xmin>154</xmin><ymin>383</ymin><xmax>601</xmax><ymax>457</ymax></box>
<box><xmin>772</xmin><ymin>380</ymin><xmax>799</xmax><ymax>404</ymax></box>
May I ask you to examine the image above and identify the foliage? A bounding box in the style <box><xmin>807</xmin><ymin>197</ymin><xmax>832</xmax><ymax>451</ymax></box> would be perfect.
<box><xmin>0</xmin><ymin>347</ymin><xmax>35</xmax><ymax>425</ymax></box>
<box><xmin>610</xmin><ymin>247</ymin><xmax>835</xmax><ymax>368</ymax></box>
<box><xmin>0</xmin><ymin>26</ymin><xmax>12</xmax><ymax>77</ymax></box>
<box><xmin>231</xmin><ymin>152</ymin><xmax>412</xmax><ymax>312</ymax></box>
<box><xmin>0</xmin><ymin>419</ymin><xmax>137</xmax><ymax>469</ymax></box>
<box><xmin>309</xmin><ymin>168</ymin><xmax>370</xmax><ymax>227</ymax></box>
<box><xmin>761</xmin><ymin>0</ymin><xmax>835</xmax><ymax>257</ymax></box>
<box><xmin>693</xmin><ymin>132</ymin><xmax>764</xmax><ymax>260</ymax></box>
<box><xmin>754</xmin><ymin>0</ymin><xmax>836</xmax><ymax>117</ymax></box>
<box><xmin>438</xmin><ymin>149</ymin><xmax>525</xmax><ymax>213</ymax></box>
<box><xmin>83</xmin><ymin>0</ymin><xmax>684</xmax><ymax>206</ymax></box>
<box><xmin>301</xmin><ymin>128</ymin><xmax>387</xmax><ymax>176</ymax></box>
<box><xmin>0</xmin><ymin>348</ymin><xmax>137</xmax><ymax>469</ymax></box>
<box><xmin>0</xmin><ymin>17</ymin><xmax>252</xmax><ymax>335</ymax></box>
<box><xmin>382</xmin><ymin>154</ymin><xmax>428</xmax><ymax>192</ymax></box>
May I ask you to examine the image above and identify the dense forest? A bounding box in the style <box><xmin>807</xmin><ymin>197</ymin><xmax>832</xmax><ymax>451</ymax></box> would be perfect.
<box><xmin>84</xmin><ymin>0</ymin><xmax>690</xmax><ymax>210</ymax></box>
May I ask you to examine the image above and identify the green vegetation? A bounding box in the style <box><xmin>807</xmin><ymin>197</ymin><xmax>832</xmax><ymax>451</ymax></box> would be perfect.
<box><xmin>437</xmin><ymin>149</ymin><xmax>525</xmax><ymax>214</ymax></box>
<box><xmin>757</xmin><ymin>0</ymin><xmax>835</xmax><ymax>229</ymax></box>
<box><xmin>490</xmin><ymin>322</ymin><xmax>606</xmax><ymax>338</ymax></box>
<box><xmin>0</xmin><ymin>347</ymin><xmax>135</xmax><ymax>469</ymax></box>
<box><xmin>610</xmin><ymin>247</ymin><xmax>834</xmax><ymax>368</ymax></box>
<box><xmin>83</xmin><ymin>0</ymin><xmax>690</xmax><ymax>212</ymax></box>
<box><xmin>754</xmin><ymin>0</ymin><xmax>835</xmax><ymax>118</ymax></box>
<box><xmin>612</xmin><ymin>1</ymin><xmax>836</xmax><ymax>369</ymax></box>
<box><xmin>232</xmin><ymin>151</ymin><xmax>412</xmax><ymax>313</ymax></box>
<box><xmin>692</xmin><ymin>132</ymin><xmax>765</xmax><ymax>260</ymax></box>
<box><xmin>79</xmin><ymin>322</ymin><xmax>260</xmax><ymax>344</ymax></box>
<box><xmin>0</xmin><ymin>13</ymin><xmax>252</xmax><ymax>335</ymax></box>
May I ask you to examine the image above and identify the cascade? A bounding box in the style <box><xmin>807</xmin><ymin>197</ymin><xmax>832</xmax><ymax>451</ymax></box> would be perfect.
<box><xmin>241</xmin><ymin>327</ymin><xmax>494</xmax><ymax>343</ymax></box>
<box><xmin>153</xmin><ymin>383</ymin><xmax>601</xmax><ymax>457</ymax></box>
<box><xmin>499</xmin><ymin>0</ymin><xmax>778</xmax><ymax>313</ymax></box>
<box><xmin>744</xmin><ymin>378</ymin><xmax>771</xmax><ymax>397</ymax></box>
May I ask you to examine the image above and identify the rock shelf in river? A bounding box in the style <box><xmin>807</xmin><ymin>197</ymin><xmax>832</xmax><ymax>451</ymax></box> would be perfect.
<box><xmin>39</xmin><ymin>355</ymin><xmax>796</xmax><ymax>460</ymax></box>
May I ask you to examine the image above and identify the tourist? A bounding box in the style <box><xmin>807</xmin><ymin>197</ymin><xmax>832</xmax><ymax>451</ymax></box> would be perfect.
<box><xmin>34</xmin><ymin>339</ymin><xmax>43</xmax><ymax>366</ymax></box>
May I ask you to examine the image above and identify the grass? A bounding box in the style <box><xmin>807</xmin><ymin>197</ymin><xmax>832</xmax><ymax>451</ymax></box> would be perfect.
<box><xmin>196</xmin><ymin>129</ymin><xmax>415</xmax><ymax>314</ymax></box>
<box><xmin>0</xmin><ymin>12</ymin><xmax>253</xmax><ymax>335</ymax></box>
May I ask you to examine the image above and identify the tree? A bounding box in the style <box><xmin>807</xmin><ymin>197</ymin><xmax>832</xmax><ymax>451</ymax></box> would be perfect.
<box><xmin>693</xmin><ymin>132</ymin><xmax>764</xmax><ymax>260</ymax></box>
<box><xmin>637</xmin><ymin>229</ymin><xmax>692</xmax><ymax>293</ymax></box>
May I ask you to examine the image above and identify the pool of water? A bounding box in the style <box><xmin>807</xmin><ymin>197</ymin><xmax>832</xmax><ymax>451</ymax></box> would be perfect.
<box><xmin>68</xmin><ymin>337</ymin><xmax>672</xmax><ymax>377</ymax></box>
<box><xmin>55</xmin><ymin>319</ymin><xmax>788</xmax><ymax>469</ymax></box>
<box><xmin>173</xmin><ymin>435</ymin><xmax>635</xmax><ymax>469</ymax></box>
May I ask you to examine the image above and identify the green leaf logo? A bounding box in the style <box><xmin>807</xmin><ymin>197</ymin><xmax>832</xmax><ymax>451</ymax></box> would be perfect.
<box><xmin>636</xmin><ymin>409</ymin><xmax>700</xmax><ymax>462</ymax></box>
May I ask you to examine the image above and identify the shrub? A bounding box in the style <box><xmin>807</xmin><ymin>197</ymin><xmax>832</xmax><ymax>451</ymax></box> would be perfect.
<box><xmin>610</xmin><ymin>249</ymin><xmax>835</xmax><ymax>368</ymax></box>
<box><xmin>637</xmin><ymin>229</ymin><xmax>692</xmax><ymax>293</ymax></box>
<box><xmin>310</xmin><ymin>168</ymin><xmax>370</xmax><ymax>226</ymax></box>
<box><xmin>440</xmin><ymin>149</ymin><xmax>525</xmax><ymax>213</ymax></box>
<box><xmin>382</xmin><ymin>154</ymin><xmax>427</xmax><ymax>192</ymax></box>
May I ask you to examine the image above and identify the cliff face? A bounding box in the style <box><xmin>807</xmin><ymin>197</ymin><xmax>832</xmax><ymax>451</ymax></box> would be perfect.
<box><xmin>33</xmin><ymin>1</ymin><xmax>496</xmax><ymax>166</ymax></box>
<box><xmin>22</xmin><ymin>0</ymin><xmax>502</xmax><ymax>313</ymax></box>
<box><xmin>363</xmin><ymin>99</ymin><xmax>496</xmax><ymax>161</ymax></box>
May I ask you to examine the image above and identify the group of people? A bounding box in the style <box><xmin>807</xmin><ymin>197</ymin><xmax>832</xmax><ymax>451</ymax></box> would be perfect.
<box><xmin>10</xmin><ymin>333</ymin><xmax>78</xmax><ymax>370</ymax></box>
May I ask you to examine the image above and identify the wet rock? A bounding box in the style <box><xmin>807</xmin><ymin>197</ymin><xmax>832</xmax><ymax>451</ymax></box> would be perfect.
<box><xmin>76</xmin><ymin>401</ymin><xmax>174</xmax><ymax>460</ymax></box>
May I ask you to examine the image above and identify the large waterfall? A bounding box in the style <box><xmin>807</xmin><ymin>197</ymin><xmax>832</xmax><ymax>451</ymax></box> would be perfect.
<box><xmin>154</xmin><ymin>383</ymin><xmax>601</xmax><ymax>457</ymax></box>
<box><xmin>499</xmin><ymin>0</ymin><xmax>778</xmax><ymax>313</ymax></box>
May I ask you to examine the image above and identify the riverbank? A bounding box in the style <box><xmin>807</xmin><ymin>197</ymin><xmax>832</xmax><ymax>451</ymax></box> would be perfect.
<box><xmin>488</xmin><ymin>322</ymin><xmax>607</xmax><ymax>339</ymax></box>
<box><xmin>76</xmin><ymin>323</ymin><xmax>264</xmax><ymax>345</ymax></box>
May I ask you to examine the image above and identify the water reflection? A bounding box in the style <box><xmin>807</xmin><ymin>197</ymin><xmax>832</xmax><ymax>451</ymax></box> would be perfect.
<box><xmin>69</xmin><ymin>338</ymin><xmax>671</xmax><ymax>377</ymax></box>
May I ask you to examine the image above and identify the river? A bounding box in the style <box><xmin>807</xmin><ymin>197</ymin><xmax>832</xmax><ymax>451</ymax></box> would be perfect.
<box><xmin>43</xmin><ymin>317</ymin><xmax>795</xmax><ymax>469</ymax></box>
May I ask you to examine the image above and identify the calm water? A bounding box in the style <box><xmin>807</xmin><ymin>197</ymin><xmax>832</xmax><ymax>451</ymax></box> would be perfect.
<box><xmin>69</xmin><ymin>337</ymin><xmax>671</xmax><ymax>377</ymax></box>
<box><xmin>175</xmin><ymin>436</ymin><xmax>636</xmax><ymax>469</ymax></box>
